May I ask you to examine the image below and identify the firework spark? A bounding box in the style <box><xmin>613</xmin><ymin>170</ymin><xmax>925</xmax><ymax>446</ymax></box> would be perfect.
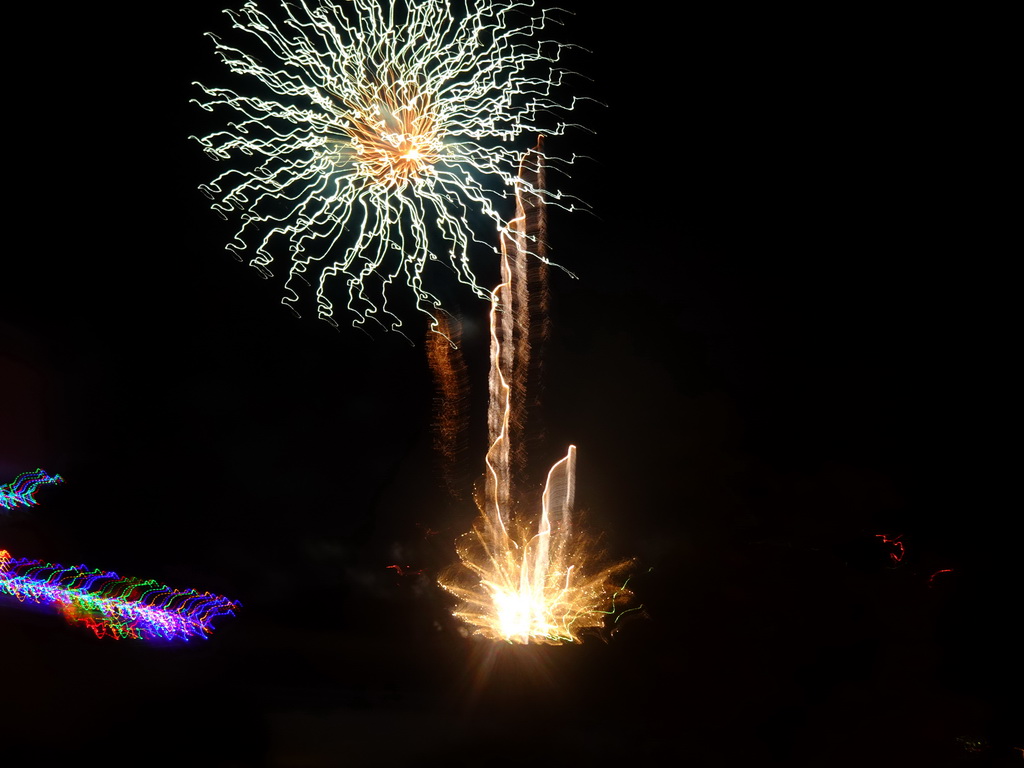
<box><xmin>193</xmin><ymin>0</ymin><xmax>583</xmax><ymax>332</ymax></box>
<box><xmin>438</xmin><ymin>145</ymin><xmax>629</xmax><ymax>644</ymax></box>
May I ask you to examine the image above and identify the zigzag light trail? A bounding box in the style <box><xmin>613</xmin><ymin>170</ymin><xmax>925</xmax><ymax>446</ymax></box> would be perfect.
<box><xmin>0</xmin><ymin>550</ymin><xmax>240</xmax><ymax>641</ymax></box>
<box><xmin>0</xmin><ymin>469</ymin><xmax>63</xmax><ymax>512</ymax></box>
<box><xmin>193</xmin><ymin>0</ymin><xmax>584</xmax><ymax>333</ymax></box>
<box><xmin>1</xmin><ymin>471</ymin><xmax>239</xmax><ymax>641</ymax></box>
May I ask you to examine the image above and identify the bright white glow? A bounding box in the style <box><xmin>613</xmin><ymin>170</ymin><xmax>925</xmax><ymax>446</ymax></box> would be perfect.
<box><xmin>192</xmin><ymin>0</ymin><xmax>583</xmax><ymax>332</ymax></box>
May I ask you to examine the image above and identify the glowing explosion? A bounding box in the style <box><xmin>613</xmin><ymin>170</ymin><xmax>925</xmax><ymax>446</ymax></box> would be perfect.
<box><xmin>438</xmin><ymin>146</ymin><xmax>630</xmax><ymax>644</ymax></box>
<box><xmin>193</xmin><ymin>0</ymin><xmax>583</xmax><ymax>332</ymax></box>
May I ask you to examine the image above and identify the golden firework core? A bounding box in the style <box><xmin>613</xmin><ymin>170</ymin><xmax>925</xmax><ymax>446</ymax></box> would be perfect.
<box><xmin>345</xmin><ymin>82</ymin><xmax>441</xmax><ymax>188</ymax></box>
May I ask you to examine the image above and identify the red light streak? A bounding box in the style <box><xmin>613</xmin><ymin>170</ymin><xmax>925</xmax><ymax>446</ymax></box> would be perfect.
<box><xmin>875</xmin><ymin>533</ymin><xmax>905</xmax><ymax>564</ymax></box>
<box><xmin>416</xmin><ymin>523</ymin><xmax>440</xmax><ymax>539</ymax></box>
<box><xmin>387</xmin><ymin>565</ymin><xmax>424</xmax><ymax>577</ymax></box>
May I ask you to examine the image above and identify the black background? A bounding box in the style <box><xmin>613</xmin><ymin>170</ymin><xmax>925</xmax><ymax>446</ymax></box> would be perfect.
<box><xmin>1</xmin><ymin>2</ymin><xmax>1015</xmax><ymax>765</ymax></box>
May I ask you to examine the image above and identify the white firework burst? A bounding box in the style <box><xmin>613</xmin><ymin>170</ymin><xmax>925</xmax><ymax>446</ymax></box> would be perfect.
<box><xmin>192</xmin><ymin>0</ymin><xmax>584</xmax><ymax>332</ymax></box>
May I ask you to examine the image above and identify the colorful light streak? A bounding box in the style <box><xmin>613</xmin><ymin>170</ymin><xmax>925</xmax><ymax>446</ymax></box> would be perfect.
<box><xmin>438</xmin><ymin>143</ymin><xmax>630</xmax><ymax>644</ymax></box>
<box><xmin>193</xmin><ymin>0</ymin><xmax>583</xmax><ymax>332</ymax></box>
<box><xmin>0</xmin><ymin>550</ymin><xmax>239</xmax><ymax>641</ymax></box>
<box><xmin>0</xmin><ymin>469</ymin><xmax>63</xmax><ymax>512</ymax></box>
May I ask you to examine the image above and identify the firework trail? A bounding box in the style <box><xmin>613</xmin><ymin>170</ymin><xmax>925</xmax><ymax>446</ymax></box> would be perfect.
<box><xmin>438</xmin><ymin>143</ymin><xmax>630</xmax><ymax>644</ymax></box>
<box><xmin>193</xmin><ymin>0</ymin><xmax>583</xmax><ymax>332</ymax></box>
<box><xmin>0</xmin><ymin>469</ymin><xmax>63</xmax><ymax>512</ymax></box>
<box><xmin>0</xmin><ymin>551</ymin><xmax>239</xmax><ymax>641</ymax></box>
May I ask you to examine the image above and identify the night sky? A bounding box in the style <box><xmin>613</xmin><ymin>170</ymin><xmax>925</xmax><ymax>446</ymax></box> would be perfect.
<box><xmin>1</xmin><ymin>2</ymin><xmax>1015</xmax><ymax>765</ymax></box>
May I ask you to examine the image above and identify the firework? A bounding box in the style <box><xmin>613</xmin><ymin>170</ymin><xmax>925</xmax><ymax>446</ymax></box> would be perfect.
<box><xmin>438</xmin><ymin>145</ymin><xmax>630</xmax><ymax>644</ymax></box>
<box><xmin>0</xmin><ymin>550</ymin><xmax>239</xmax><ymax>641</ymax></box>
<box><xmin>193</xmin><ymin>0</ymin><xmax>583</xmax><ymax>332</ymax></box>
<box><xmin>0</xmin><ymin>469</ymin><xmax>63</xmax><ymax>512</ymax></box>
